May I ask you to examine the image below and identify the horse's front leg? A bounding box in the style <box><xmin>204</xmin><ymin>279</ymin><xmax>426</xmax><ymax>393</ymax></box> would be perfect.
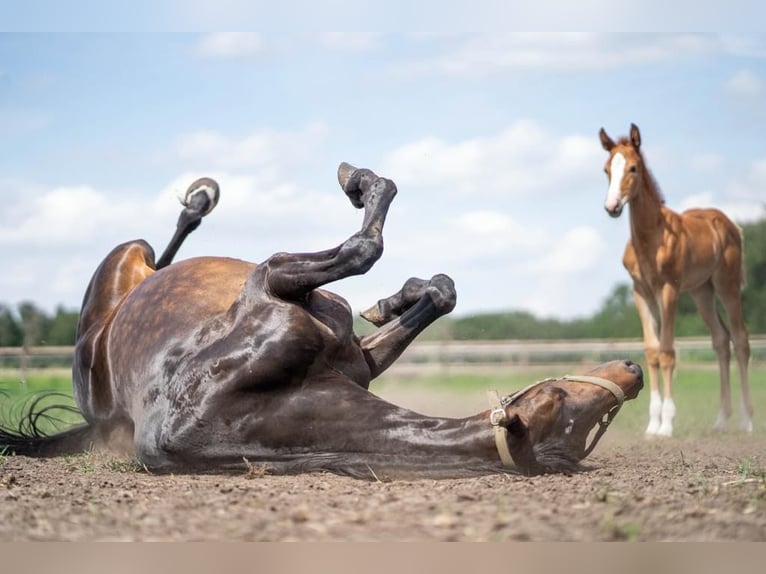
<box><xmin>359</xmin><ymin>274</ymin><xmax>456</xmax><ymax>379</ymax></box>
<box><xmin>261</xmin><ymin>163</ymin><xmax>397</xmax><ymax>300</ymax></box>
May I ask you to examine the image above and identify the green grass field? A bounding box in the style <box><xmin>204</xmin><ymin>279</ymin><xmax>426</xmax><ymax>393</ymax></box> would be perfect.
<box><xmin>1</xmin><ymin>365</ymin><xmax>764</xmax><ymax>439</ymax></box>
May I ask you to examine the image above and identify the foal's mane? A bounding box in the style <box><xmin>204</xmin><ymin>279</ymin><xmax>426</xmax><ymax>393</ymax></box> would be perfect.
<box><xmin>616</xmin><ymin>136</ymin><xmax>666</xmax><ymax>205</ymax></box>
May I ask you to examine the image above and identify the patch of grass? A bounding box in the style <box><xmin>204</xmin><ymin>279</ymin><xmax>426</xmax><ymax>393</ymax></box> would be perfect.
<box><xmin>104</xmin><ymin>458</ymin><xmax>144</xmax><ymax>473</ymax></box>
<box><xmin>62</xmin><ymin>453</ymin><xmax>96</xmax><ymax>474</ymax></box>
<box><xmin>377</xmin><ymin>365</ymin><xmax>766</xmax><ymax>438</ymax></box>
<box><xmin>601</xmin><ymin>512</ymin><xmax>641</xmax><ymax>541</ymax></box>
<box><xmin>737</xmin><ymin>458</ymin><xmax>766</xmax><ymax>485</ymax></box>
<box><xmin>1</xmin><ymin>374</ymin><xmax>85</xmax><ymax>434</ymax></box>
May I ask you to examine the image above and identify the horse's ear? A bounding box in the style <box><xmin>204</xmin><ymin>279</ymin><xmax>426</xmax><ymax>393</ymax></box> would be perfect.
<box><xmin>599</xmin><ymin>128</ymin><xmax>615</xmax><ymax>151</ymax></box>
<box><xmin>504</xmin><ymin>413</ymin><xmax>528</xmax><ymax>439</ymax></box>
<box><xmin>630</xmin><ymin>123</ymin><xmax>641</xmax><ymax>149</ymax></box>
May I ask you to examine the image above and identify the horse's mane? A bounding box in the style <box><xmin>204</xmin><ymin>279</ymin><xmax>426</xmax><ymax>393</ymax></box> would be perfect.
<box><xmin>616</xmin><ymin>136</ymin><xmax>666</xmax><ymax>205</ymax></box>
<box><xmin>531</xmin><ymin>438</ymin><xmax>583</xmax><ymax>474</ymax></box>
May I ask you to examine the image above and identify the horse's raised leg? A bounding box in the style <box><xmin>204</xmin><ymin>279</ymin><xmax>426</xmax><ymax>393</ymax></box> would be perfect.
<box><xmin>155</xmin><ymin>177</ymin><xmax>220</xmax><ymax>269</ymax></box>
<box><xmin>689</xmin><ymin>282</ymin><xmax>733</xmax><ymax>431</ymax></box>
<box><xmin>633</xmin><ymin>283</ymin><xmax>662</xmax><ymax>436</ymax></box>
<box><xmin>262</xmin><ymin>163</ymin><xmax>396</xmax><ymax>300</ymax></box>
<box><xmin>360</xmin><ymin>274</ymin><xmax>457</xmax><ymax>379</ymax></box>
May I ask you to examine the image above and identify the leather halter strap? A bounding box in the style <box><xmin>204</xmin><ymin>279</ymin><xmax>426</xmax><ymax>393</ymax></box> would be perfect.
<box><xmin>487</xmin><ymin>374</ymin><xmax>625</xmax><ymax>468</ymax></box>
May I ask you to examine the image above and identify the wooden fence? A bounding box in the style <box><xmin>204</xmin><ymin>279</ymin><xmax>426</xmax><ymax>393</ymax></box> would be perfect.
<box><xmin>2</xmin><ymin>336</ymin><xmax>765</xmax><ymax>378</ymax></box>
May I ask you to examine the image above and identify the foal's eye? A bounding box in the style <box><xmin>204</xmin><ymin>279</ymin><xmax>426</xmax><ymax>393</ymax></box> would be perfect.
<box><xmin>629</xmin><ymin>166</ymin><xmax>637</xmax><ymax>173</ymax></box>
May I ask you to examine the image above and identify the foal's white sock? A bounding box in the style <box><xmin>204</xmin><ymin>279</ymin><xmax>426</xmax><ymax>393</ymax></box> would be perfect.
<box><xmin>645</xmin><ymin>391</ymin><xmax>662</xmax><ymax>435</ymax></box>
<box><xmin>658</xmin><ymin>397</ymin><xmax>676</xmax><ymax>437</ymax></box>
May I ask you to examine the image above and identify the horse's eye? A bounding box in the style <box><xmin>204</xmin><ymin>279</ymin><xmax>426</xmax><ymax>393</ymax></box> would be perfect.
<box><xmin>629</xmin><ymin>166</ymin><xmax>637</xmax><ymax>173</ymax></box>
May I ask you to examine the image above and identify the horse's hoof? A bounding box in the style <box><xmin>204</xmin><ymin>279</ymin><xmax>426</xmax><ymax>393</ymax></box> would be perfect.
<box><xmin>337</xmin><ymin>162</ymin><xmax>359</xmax><ymax>191</ymax></box>
<box><xmin>645</xmin><ymin>421</ymin><xmax>660</xmax><ymax>436</ymax></box>
<box><xmin>656</xmin><ymin>425</ymin><xmax>673</xmax><ymax>437</ymax></box>
<box><xmin>184</xmin><ymin>177</ymin><xmax>220</xmax><ymax>217</ymax></box>
<box><xmin>360</xmin><ymin>304</ymin><xmax>386</xmax><ymax>327</ymax></box>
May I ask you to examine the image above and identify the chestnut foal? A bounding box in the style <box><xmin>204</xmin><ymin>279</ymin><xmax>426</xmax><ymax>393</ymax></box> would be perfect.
<box><xmin>600</xmin><ymin>123</ymin><xmax>751</xmax><ymax>436</ymax></box>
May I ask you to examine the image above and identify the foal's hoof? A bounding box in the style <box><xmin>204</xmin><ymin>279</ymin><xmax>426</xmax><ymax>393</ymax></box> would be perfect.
<box><xmin>183</xmin><ymin>177</ymin><xmax>220</xmax><ymax>217</ymax></box>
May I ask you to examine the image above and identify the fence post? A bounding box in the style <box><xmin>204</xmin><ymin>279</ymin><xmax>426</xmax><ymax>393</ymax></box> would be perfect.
<box><xmin>20</xmin><ymin>343</ymin><xmax>29</xmax><ymax>385</ymax></box>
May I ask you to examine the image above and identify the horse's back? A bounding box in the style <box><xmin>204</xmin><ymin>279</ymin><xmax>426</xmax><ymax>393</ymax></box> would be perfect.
<box><xmin>106</xmin><ymin>256</ymin><xmax>257</xmax><ymax>369</ymax></box>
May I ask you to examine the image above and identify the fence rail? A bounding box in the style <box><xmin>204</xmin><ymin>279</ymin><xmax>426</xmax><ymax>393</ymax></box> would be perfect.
<box><xmin>2</xmin><ymin>335</ymin><xmax>765</xmax><ymax>371</ymax></box>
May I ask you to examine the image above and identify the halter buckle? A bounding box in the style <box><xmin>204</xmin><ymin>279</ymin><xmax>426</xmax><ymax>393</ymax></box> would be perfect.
<box><xmin>489</xmin><ymin>407</ymin><xmax>506</xmax><ymax>427</ymax></box>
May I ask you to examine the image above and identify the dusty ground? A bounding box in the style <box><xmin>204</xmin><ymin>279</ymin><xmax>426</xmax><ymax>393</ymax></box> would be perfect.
<box><xmin>2</xmin><ymin>414</ymin><xmax>765</xmax><ymax>541</ymax></box>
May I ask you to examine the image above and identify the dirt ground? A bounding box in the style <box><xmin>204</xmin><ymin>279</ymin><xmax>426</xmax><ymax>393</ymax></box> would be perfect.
<box><xmin>1</xmin><ymin>389</ymin><xmax>765</xmax><ymax>541</ymax></box>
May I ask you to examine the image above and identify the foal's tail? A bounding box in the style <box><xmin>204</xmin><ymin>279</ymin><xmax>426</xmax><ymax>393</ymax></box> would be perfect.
<box><xmin>738</xmin><ymin>225</ymin><xmax>747</xmax><ymax>291</ymax></box>
<box><xmin>0</xmin><ymin>393</ymin><xmax>98</xmax><ymax>458</ymax></box>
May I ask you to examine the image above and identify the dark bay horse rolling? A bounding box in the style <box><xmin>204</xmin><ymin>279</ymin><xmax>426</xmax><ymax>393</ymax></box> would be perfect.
<box><xmin>1</xmin><ymin>164</ymin><xmax>642</xmax><ymax>479</ymax></box>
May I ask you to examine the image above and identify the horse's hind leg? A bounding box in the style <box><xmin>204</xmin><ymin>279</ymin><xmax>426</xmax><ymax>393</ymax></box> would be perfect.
<box><xmin>689</xmin><ymin>282</ymin><xmax>733</xmax><ymax>431</ymax></box>
<box><xmin>155</xmin><ymin>177</ymin><xmax>220</xmax><ymax>269</ymax></box>
<box><xmin>717</xmin><ymin>287</ymin><xmax>752</xmax><ymax>432</ymax></box>
<box><xmin>360</xmin><ymin>274</ymin><xmax>456</xmax><ymax>379</ymax></box>
<box><xmin>262</xmin><ymin>163</ymin><xmax>396</xmax><ymax>300</ymax></box>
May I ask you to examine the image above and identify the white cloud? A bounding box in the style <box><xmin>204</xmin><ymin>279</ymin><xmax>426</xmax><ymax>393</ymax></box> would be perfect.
<box><xmin>0</xmin><ymin>186</ymin><xmax>141</xmax><ymax>245</ymax></box>
<box><xmin>175</xmin><ymin>122</ymin><xmax>330</xmax><ymax>172</ymax></box>
<box><xmin>396</xmin><ymin>33</ymin><xmax>718</xmax><ymax>78</ymax></box>
<box><xmin>725</xmin><ymin>69</ymin><xmax>764</xmax><ymax>98</ymax></box>
<box><xmin>197</xmin><ymin>33</ymin><xmax>265</xmax><ymax>57</ymax></box>
<box><xmin>382</xmin><ymin>119</ymin><xmax>602</xmax><ymax>196</ymax></box>
<box><xmin>679</xmin><ymin>190</ymin><xmax>766</xmax><ymax>224</ymax></box>
<box><xmin>537</xmin><ymin>226</ymin><xmax>606</xmax><ymax>273</ymax></box>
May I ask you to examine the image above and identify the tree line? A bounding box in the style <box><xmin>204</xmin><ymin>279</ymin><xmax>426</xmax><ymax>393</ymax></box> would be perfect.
<box><xmin>2</xmin><ymin>218</ymin><xmax>765</xmax><ymax>346</ymax></box>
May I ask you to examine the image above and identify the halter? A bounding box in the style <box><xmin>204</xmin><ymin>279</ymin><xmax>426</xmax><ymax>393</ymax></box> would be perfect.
<box><xmin>487</xmin><ymin>375</ymin><xmax>625</xmax><ymax>468</ymax></box>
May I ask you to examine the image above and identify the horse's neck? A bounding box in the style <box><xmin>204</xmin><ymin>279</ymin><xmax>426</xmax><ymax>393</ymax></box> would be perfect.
<box><xmin>628</xmin><ymin>168</ymin><xmax>668</xmax><ymax>248</ymax></box>
<box><xmin>286</xmin><ymin>380</ymin><xmax>508</xmax><ymax>477</ymax></box>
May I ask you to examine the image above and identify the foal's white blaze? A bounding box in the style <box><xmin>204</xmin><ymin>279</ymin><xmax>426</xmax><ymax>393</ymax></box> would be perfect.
<box><xmin>605</xmin><ymin>152</ymin><xmax>626</xmax><ymax>212</ymax></box>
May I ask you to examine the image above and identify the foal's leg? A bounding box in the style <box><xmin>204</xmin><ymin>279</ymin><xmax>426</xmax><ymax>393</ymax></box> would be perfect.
<box><xmin>262</xmin><ymin>163</ymin><xmax>396</xmax><ymax>300</ymax></box>
<box><xmin>359</xmin><ymin>274</ymin><xmax>457</xmax><ymax>379</ymax></box>
<box><xmin>689</xmin><ymin>282</ymin><xmax>733</xmax><ymax>431</ymax></box>
<box><xmin>633</xmin><ymin>283</ymin><xmax>662</xmax><ymax>435</ymax></box>
<box><xmin>155</xmin><ymin>177</ymin><xmax>220</xmax><ymax>269</ymax></box>
<box><xmin>657</xmin><ymin>283</ymin><xmax>680</xmax><ymax>437</ymax></box>
<box><xmin>717</xmin><ymin>289</ymin><xmax>752</xmax><ymax>432</ymax></box>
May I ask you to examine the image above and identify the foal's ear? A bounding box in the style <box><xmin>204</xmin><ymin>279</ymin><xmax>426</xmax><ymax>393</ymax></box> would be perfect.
<box><xmin>505</xmin><ymin>413</ymin><xmax>528</xmax><ymax>439</ymax></box>
<box><xmin>599</xmin><ymin>128</ymin><xmax>615</xmax><ymax>151</ymax></box>
<box><xmin>630</xmin><ymin>123</ymin><xmax>641</xmax><ymax>149</ymax></box>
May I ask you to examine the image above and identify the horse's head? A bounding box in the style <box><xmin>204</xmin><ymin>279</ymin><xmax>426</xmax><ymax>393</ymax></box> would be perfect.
<box><xmin>598</xmin><ymin>123</ymin><xmax>645</xmax><ymax>218</ymax></box>
<box><xmin>496</xmin><ymin>360</ymin><xmax>643</xmax><ymax>474</ymax></box>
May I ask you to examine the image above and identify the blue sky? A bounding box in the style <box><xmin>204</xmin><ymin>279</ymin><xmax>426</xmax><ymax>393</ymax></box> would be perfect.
<box><xmin>1</xmin><ymin>33</ymin><xmax>765</xmax><ymax>319</ymax></box>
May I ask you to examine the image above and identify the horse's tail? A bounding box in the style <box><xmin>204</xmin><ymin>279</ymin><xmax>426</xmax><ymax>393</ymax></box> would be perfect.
<box><xmin>0</xmin><ymin>393</ymin><xmax>97</xmax><ymax>457</ymax></box>
<box><xmin>738</xmin><ymin>224</ymin><xmax>747</xmax><ymax>291</ymax></box>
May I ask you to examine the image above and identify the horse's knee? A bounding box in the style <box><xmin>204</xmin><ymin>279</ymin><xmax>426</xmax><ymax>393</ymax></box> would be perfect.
<box><xmin>711</xmin><ymin>331</ymin><xmax>731</xmax><ymax>359</ymax></box>
<box><xmin>658</xmin><ymin>349</ymin><xmax>676</xmax><ymax>371</ymax></box>
<box><xmin>644</xmin><ymin>347</ymin><xmax>661</xmax><ymax>368</ymax></box>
